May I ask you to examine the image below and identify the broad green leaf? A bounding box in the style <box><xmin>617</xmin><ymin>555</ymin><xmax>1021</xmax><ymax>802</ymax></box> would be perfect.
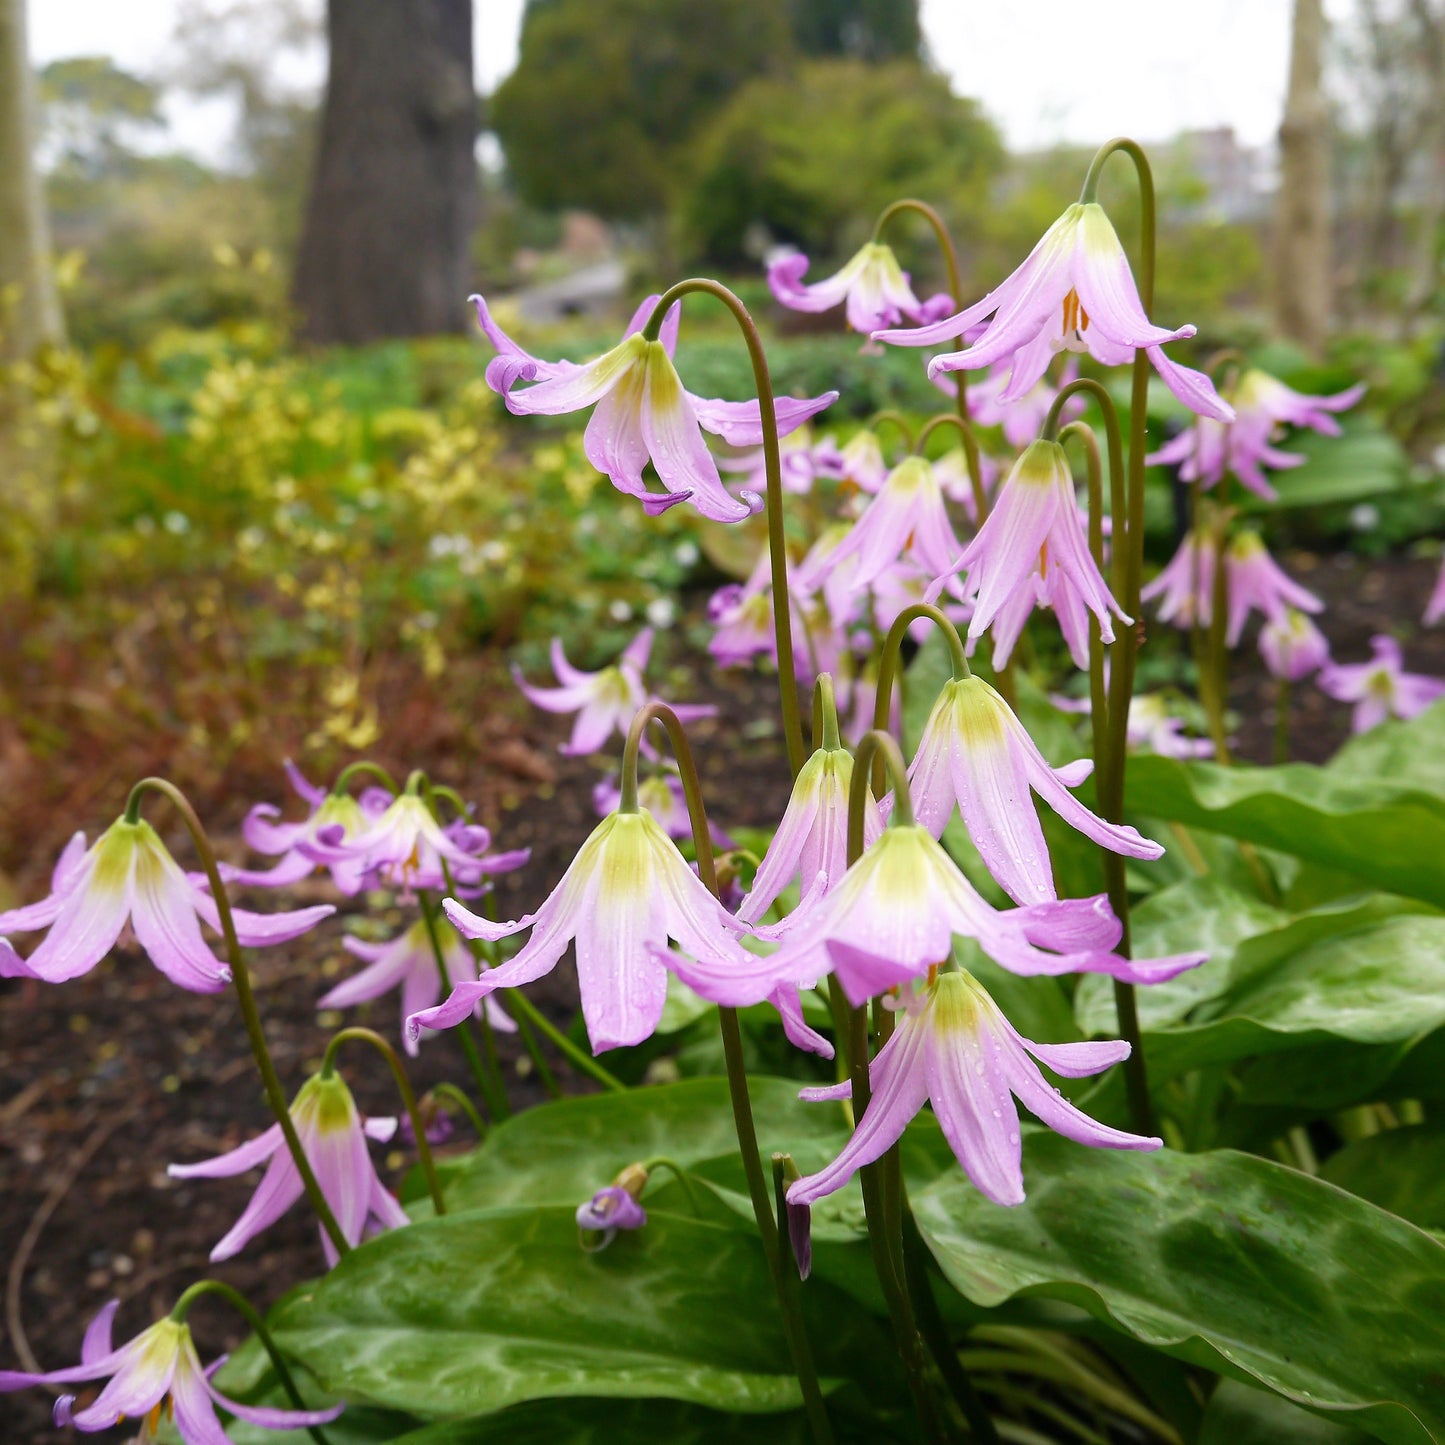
<box><xmin>1236</xmin><ymin>421</ymin><xmax>1408</xmax><ymax>513</ymax></box>
<box><xmin>1321</xmin><ymin>1125</ymin><xmax>1445</xmax><ymax>1232</ymax></box>
<box><xmin>265</xmin><ymin>1208</ymin><xmax>896</xmax><ymax>1419</ymax></box>
<box><xmin>911</xmin><ymin>1135</ymin><xmax>1445</xmax><ymax>1445</ymax></box>
<box><xmin>1200</xmin><ymin>1379</ymin><xmax>1375</xmax><ymax>1445</ymax></box>
<box><xmin>1329</xmin><ymin>701</ymin><xmax>1445</xmax><ymax>799</ymax></box>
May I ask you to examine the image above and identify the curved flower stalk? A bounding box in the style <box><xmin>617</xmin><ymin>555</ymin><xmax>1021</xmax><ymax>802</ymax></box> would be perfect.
<box><xmin>908</xmin><ymin>675</ymin><xmax>1163</xmax><ymax>905</ymax></box>
<box><xmin>874</xmin><ymin>202</ymin><xmax>1233</xmax><ymax>422</ymax></box>
<box><xmin>592</xmin><ymin>769</ymin><xmax>733</xmax><ymax>849</ymax></box>
<box><xmin>318</xmin><ymin>915</ymin><xmax>516</xmax><ymax>1057</ymax></box>
<box><xmin>0</xmin><ymin>821</ymin><xmax>333</xmax><ymax>990</ymax></box>
<box><xmin>1319</xmin><ymin>635</ymin><xmax>1445</xmax><ymax>733</ymax></box>
<box><xmin>169</xmin><ymin>1069</ymin><xmax>405</xmax><ymax>1267</ymax></box>
<box><xmin>0</xmin><ymin>1301</ymin><xmax>342</xmax><ymax>1439</ymax></box>
<box><xmin>411</xmin><ymin>809</ymin><xmax>796</xmax><ymax>1054</ymax></box>
<box><xmin>515</xmin><ymin>627</ymin><xmax>716</xmax><ymax>756</ymax></box>
<box><xmin>470</xmin><ymin>293</ymin><xmax>836</xmax><ymax>522</ymax></box>
<box><xmin>764</xmin><ymin>822</ymin><xmax>1200</xmax><ymax>1007</ymax></box>
<box><xmin>1259</xmin><ymin>606</ymin><xmax>1331</xmax><ymax>682</ymax></box>
<box><xmin>954</xmin><ymin>438</ymin><xmax>1128</xmax><ymax>659</ymax></box>
<box><xmin>789</xmin><ymin>970</ymin><xmax>1159</xmax><ymax>1209</ymax></box>
<box><xmin>768</xmin><ymin>242</ymin><xmax>953</xmax><ymax>334</ymax></box>
<box><xmin>227</xmin><ymin>761</ymin><xmax>391</xmax><ymax>894</ymax></box>
<box><xmin>952</xmin><ymin>357</ymin><xmax>1082</xmax><ymax>449</ymax></box>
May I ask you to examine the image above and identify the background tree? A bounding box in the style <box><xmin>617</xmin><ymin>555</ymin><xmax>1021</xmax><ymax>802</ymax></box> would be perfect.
<box><xmin>292</xmin><ymin>0</ymin><xmax>478</xmax><ymax>344</ymax></box>
<box><xmin>786</xmin><ymin>0</ymin><xmax>922</xmax><ymax>61</ymax></box>
<box><xmin>491</xmin><ymin>0</ymin><xmax>792</xmax><ymax>221</ymax></box>
<box><xmin>0</xmin><ymin>0</ymin><xmax>63</xmax><ymax>357</ymax></box>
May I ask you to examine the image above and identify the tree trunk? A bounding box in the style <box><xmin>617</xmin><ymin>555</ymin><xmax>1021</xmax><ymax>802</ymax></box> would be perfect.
<box><xmin>1274</xmin><ymin>0</ymin><xmax>1332</xmax><ymax>355</ymax></box>
<box><xmin>292</xmin><ymin>0</ymin><xmax>478</xmax><ymax>344</ymax></box>
<box><xmin>0</xmin><ymin>0</ymin><xmax>63</xmax><ymax>359</ymax></box>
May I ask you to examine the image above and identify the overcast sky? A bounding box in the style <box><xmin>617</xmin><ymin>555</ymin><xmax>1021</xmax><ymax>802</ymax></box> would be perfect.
<box><xmin>30</xmin><ymin>0</ymin><xmax>1356</xmax><ymax>162</ymax></box>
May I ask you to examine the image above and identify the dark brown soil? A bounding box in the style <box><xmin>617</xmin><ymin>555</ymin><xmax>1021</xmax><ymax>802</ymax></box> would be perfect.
<box><xmin>2</xmin><ymin>552</ymin><xmax>1439</xmax><ymax>1442</ymax></box>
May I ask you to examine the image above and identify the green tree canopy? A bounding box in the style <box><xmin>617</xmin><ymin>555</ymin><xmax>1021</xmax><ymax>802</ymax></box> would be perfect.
<box><xmin>677</xmin><ymin>58</ymin><xmax>1003</xmax><ymax>267</ymax></box>
<box><xmin>491</xmin><ymin>0</ymin><xmax>793</xmax><ymax>220</ymax></box>
<box><xmin>786</xmin><ymin>0</ymin><xmax>921</xmax><ymax>61</ymax></box>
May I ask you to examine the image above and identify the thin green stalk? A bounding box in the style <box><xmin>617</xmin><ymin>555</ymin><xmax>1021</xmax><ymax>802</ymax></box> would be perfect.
<box><xmin>320</xmin><ymin>1026</ymin><xmax>446</xmax><ymax>1218</ymax></box>
<box><xmin>511</xmin><ymin>1011</ymin><xmax>564</xmax><ymax>1098</ymax></box>
<box><xmin>868</xmin><ymin>408</ymin><xmax>916</xmax><ymax>452</ymax></box>
<box><xmin>623</xmin><ymin>702</ymin><xmax>833</xmax><ymax>1444</ymax></box>
<box><xmin>645</xmin><ymin>280</ymin><xmax>805</xmax><ymax>776</ymax></box>
<box><xmin>170</xmin><ymin>1280</ymin><xmax>332</xmax><ymax>1445</ymax></box>
<box><xmin>329</xmin><ymin>759</ymin><xmax>400</xmax><ymax>797</ymax></box>
<box><xmin>506</xmin><ymin>989</ymin><xmax>626</xmax><ymax>1093</ymax></box>
<box><xmin>125</xmin><ymin>779</ymin><xmax>348</xmax><ymax>1259</ymax></box>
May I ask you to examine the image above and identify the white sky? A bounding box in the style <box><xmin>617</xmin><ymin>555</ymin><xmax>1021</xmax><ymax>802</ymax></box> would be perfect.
<box><xmin>29</xmin><ymin>0</ymin><xmax>1358</xmax><ymax>163</ymax></box>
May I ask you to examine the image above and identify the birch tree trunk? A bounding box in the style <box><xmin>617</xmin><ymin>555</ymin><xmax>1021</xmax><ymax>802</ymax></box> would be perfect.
<box><xmin>1275</xmin><ymin>0</ymin><xmax>1332</xmax><ymax>355</ymax></box>
<box><xmin>0</xmin><ymin>0</ymin><xmax>63</xmax><ymax>359</ymax></box>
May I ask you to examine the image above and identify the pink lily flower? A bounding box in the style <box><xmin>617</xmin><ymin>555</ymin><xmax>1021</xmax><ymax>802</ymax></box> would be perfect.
<box><xmin>1319</xmin><ymin>635</ymin><xmax>1445</xmax><ymax>733</ymax></box>
<box><xmin>950</xmin><ymin>358</ymin><xmax>1083</xmax><ymax>449</ymax></box>
<box><xmin>471</xmin><ymin>293</ymin><xmax>836</xmax><ymax>522</ymax></box>
<box><xmin>514</xmin><ymin>626</ymin><xmax>716</xmax><ymax>756</ymax></box>
<box><xmin>0</xmin><ymin>822</ymin><xmax>333</xmax><ymax>991</ymax></box>
<box><xmin>0</xmin><ymin>1301</ymin><xmax>342</xmax><ymax>1439</ymax></box>
<box><xmin>908</xmin><ymin>675</ymin><xmax>1163</xmax><ymax>905</ymax></box>
<box><xmin>837</xmin><ymin>429</ymin><xmax>890</xmax><ymax>493</ymax></box>
<box><xmin>1127</xmin><ymin>695</ymin><xmax>1215</xmax><ymax>758</ymax></box>
<box><xmin>807</xmin><ymin>456</ymin><xmax>965</xmax><ymax>596</ymax></box>
<box><xmin>410</xmin><ymin>810</ymin><xmax>797</xmax><ymax>1053</ymax></box>
<box><xmin>788</xmin><ymin>970</ymin><xmax>1158</xmax><ymax>1209</ymax></box>
<box><xmin>168</xmin><ymin>1070</ymin><xmax>404</xmax><ymax>1267</ymax></box>
<box><xmin>707</xmin><ymin>550</ymin><xmax>815</xmax><ymax>677</ymax></box>
<box><xmin>874</xmin><ymin>202</ymin><xmax>1233</xmax><ymax>422</ymax></box>
<box><xmin>762</xmin><ymin>821</ymin><xmax>1201</xmax><ymax>1008</ymax></box>
<box><xmin>1424</xmin><ymin>557</ymin><xmax>1445</xmax><ymax>626</ymax></box>
<box><xmin>768</xmin><ymin>242</ymin><xmax>953</xmax><ymax>335</ymax></box>
<box><xmin>954</xmin><ymin>439</ymin><xmax>1127</xmax><ymax>657</ymax></box>
<box><xmin>225</xmin><ymin>761</ymin><xmax>391</xmax><ymax>895</ymax></box>
<box><xmin>1222</xmin><ymin>533</ymin><xmax>1323</xmax><ymax>646</ymax></box>
<box><xmin>737</xmin><ymin>744</ymin><xmax>884</xmax><ymax>926</ymax></box>
<box><xmin>718</xmin><ymin>425</ymin><xmax>847</xmax><ymax>498</ymax></box>
<box><xmin>1140</xmin><ymin>528</ymin><xmax>1217</xmax><ymax>630</ymax></box>
<box><xmin>318</xmin><ymin>916</ymin><xmax>516</xmax><ymax>1056</ymax></box>
<box><xmin>1259</xmin><ymin>607</ymin><xmax>1331</xmax><ymax>682</ymax></box>
<box><xmin>929</xmin><ymin>444</ymin><xmax>999</xmax><ymax>520</ymax></box>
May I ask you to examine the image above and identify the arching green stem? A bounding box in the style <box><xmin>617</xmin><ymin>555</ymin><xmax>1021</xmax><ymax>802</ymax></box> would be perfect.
<box><xmin>329</xmin><ymin>759</ymin><xmax>399</xmax><ymax>797</ymax></box>
<box><xmin>320</xmin><ymin>1026</ymin><xmax>446</xmax><ymax>1218</ymax></box>
<box><xmin>638</xmin><ymin>1155</ymin><xmax>704</xmax><ymax>1216</ymax></box>
<box><xmin>124</xmin><ymin>778</ymin><xmax>348</xmax><ymax>1259</ymax></box>
<box><xmin>870</xmin><ymin>603</ymin><xmax>969</xmax><ymax>794</ymax></box>
<box><xmin>868</xmin><ymin>408</ymin><xmax>916</xmax><ymax>452</ymax></box>
<box><xmin>432</xmin><ymin>1082</ymin><xmax>487</xmax><ymax>1139</ymax></box>
<box><xmin>873</xmin><ymin>198</ymin><xmax>987</xmax><ymax>525</ymax></box>
<box><xmin>624</xmin><ymin>701</ymin><xmax>832</xmax><ymax>1444</ymax></box>
<box><xmin>913</xmin><ymin>408</ymin><xmax>988</xmax><ymax>514</ymax></box>
<box><xmin>169</xmin><ymin>1280</ymin><xmax>332</xmax><ymax>1445</ymax></box>
<box><xmin>645</xmin><ymin>279</ymin><xmax>805</xmax><ymax>776</ymax></box>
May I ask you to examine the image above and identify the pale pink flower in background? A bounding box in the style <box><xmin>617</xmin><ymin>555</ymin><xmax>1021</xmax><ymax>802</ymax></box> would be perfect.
<box><xmin>706</xmin><ymin>550</ymin><xmax>815</xmax><ymax>677</ymax></box>
<box><xmin>718</xmin><ymin>424</ymin><xmax>847</xmax><ymax>497</ymax></box>
<box><xmin>592</xmin><ymin>769</ymin><xmax>733</xmax><ymax>850</ymax></box>
<box><xmin>1141</xmin><ymin>529</ymin><xmax>1216</xmax><ymax>631</ymax></box>
<box><xmin>875</xmin><ymin>203</ymin><xmax>1233</xmax><ymax>422</ymax></box>
<box><xmin>470</xmin><ymin>293</ymin><xmax>835</xmax><ymax>521</ymax></box>
<box><xmin>1424</xmin><ymin>558</ymin><xmax>1445</xmax><ymax>626</ymax></box>
<box><xmin>1319</xmin><ymin>635</ymin><xmax>1445</xmax><ymax>733</ymax></box>
<box><xmin>788</xmin><ymin>970</ymin><xmax>1159</xmax><ymax>1209</ymax></box>
<box><xmin>1223</xmin><ymin>532</ymin><xmax>1323</xmax><ymax>646</ymax></box>
<box><xmin>907</xmin><ymin>675</ymin><xmax>1163</xmax><ymax>905</ymax></box>
<box><xmin>514</xmin><ymin>627</ymin><xmax>715</xmax><ymax>755</ymax></box>
<box><xmin>1258</xmin><ymin>607</ymin><xmax>1331</xmax><ymax>682</ymax></box>
<box><xmin>318</xmin><ymin>916</ymin><xmax>516</xmax><ymax>1056</ymax></box>
<box><xmin>836</xmin><ymin>429</ymin><xmax>890</xmax><ymax>492</ymax></box>
<box><xmin>0</xmin><ymin>1302</ymin><xmax>342</xmax><ymax>1438</ymax></box>
<box><xmin>929</xmin><ymin>444</ymin><xmax>999</xmax><ymax>520</ymax></box>
<box><xmin>169</xmin><ymin>1071</ymin><xmax>404</xmax><ymax>1266</ymax></box>
<box><xmin>413</xmin><ymin>810</ymin><xmax>795</xmax><ymax>1053</ymax></box>
<box><xmin>768</xmin><ymin>242</ymin><xmax>953</xmax><ymax>334</ymax></box>
<box><xmin>946</xmin><ymin>357</ymin><xmax>1082</xmax><ymax>449</ymax></box>
<box><xmin>0</xmin><ymin>821</ymin><xmax>332</xmax><ymax>991</ymax></box>
<box><xmin>1052</xmin><ymin>685</ymin><xmax>1214</xmax><ymax>759</ymax></box>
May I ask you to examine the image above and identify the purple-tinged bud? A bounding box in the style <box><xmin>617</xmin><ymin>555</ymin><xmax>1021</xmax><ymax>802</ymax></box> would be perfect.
<box><xmin>576</xmin><ymin>1162</ymin><xmax>650</xmax><ymax>1252</ymax></box>
<box><xmin>774</xmin><ymin>1153</ymin><xmax>811</xmax><ymax>1281</ymax></box>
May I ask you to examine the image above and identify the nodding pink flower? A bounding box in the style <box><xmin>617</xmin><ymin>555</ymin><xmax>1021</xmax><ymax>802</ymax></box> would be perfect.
<box><xmin>226</xmin><ymin>761</ymin><xmax>391</xmax><ymax>895</ymax></box>
<box><xmin>768</xmin><ymin>243</ymin><xmax>953</xmax><ymax>335</ymax></box>
<box><xmin>318</xmin><ymin>916</ymin><xmax>516</xmax><ymax>1057</ymax></box>
<box><xmin>1259</xmin><ymin>607</ymin><xmax>1331</xmax><ymax>682</ymax></box>
<box><xmin>410</xmin><ymin>810</ymin><xmax>796</xmax><ymax>1054</ymax></box>
<box><xmin>788</xmin><ymin>970</ymin><xmax>1158</xmax><ymax>1209</ymax></box>
<box><xmin>339</xmin><ymin>791</ymin><xmax>528</xmax><ymax>898</ymax></box>
<box><xmin>576</xmin><ymin>1184</ymin><xmax>647</xmax><ymax>1249</ymax></box>
<box><xmin>837</xmin><ymin>430</ymin><xmax>890</xmax><ymax>493</ymax></box>
<box><xmin>908</xmin><ymin>675</ymin><xmax>1162</xmax><ymax>905</ymax></box>
<box><xmin>1223</xmin><ymin>532</ymin><xmax>1323</xmax><ymax>646</ymax></box>
<box><xmin>874</xmin><ymin>203</ymin><xmax>1233</xmax><ymax>422</ymax></box>
<box><xmin>0</xmin><ymin>1301</ymin><xmax>343</xmax><ymax>1439</ymax></box>
<box><xmin>592</xmin><ymin>769</ymin><xmax>733</xmax><ymax>851</ymax></box>
<box><xmin>707</xmin><ymin>550</ymin><xmax>814</xmax><ymax>677</ymax></box>
<box><xmin>761</xmin><ymin>821</ymin><xmax>1201</xmax><ymax>1008</ymax></box>
<box><xmin>168</xmin><ymin>1071</ymin><xmax>404</xmax><ymax>1267</ymax></box>
<box><xmin>1058</xmin><ymin>686</ymin><xmax>1214</xmax><ymax>760</ymax></box>
<box><xmin>807</xmin><ymin>456</ymin><xmax>965</xmax><ymax>595</ymax></box>
<box><xmin>1319</xmin><ymin>635</ymin><xmax>1445</xmax><ymax>733</ymax></box>
<box><xmin>719</xmin><ymin>425</ymin><xmax>847</xmax><ymax>498</ymax></box>
<box><xmin>955</xmin><ymin>439</ymin><xmax>1127</xmax><ymax>657</ymax></box>
<box><xmin>471</xmin><ymin>293</ymin><xmax>835</xmax><ymax>522</ymax></box>
<box><xmin>0</xmin><ymin>822</ymin><xmax>333</xmax><ymax>992</ymax></box>
<box><xmin>929</xmin><ymin>444</ymin><xmax>999</xmax><ymax>520</ymax></box>
<box><xmin>1425</xmin><ymin>557</ymin><xmax>1445</xmax><ymax>627</ymax></box>
<box><xmin>738</xmin><ymin>745</ymin><xmax>883</xmax><ymax>925</ymax></box>
<box><xmin>952</xmin><ymin>358</ymin><xmax>1083</xmax><ymax>449</ymax></box>
<box><xmin>1141</xmin><ymin>528</ymin><xmax>1216</xmax><ymax>630</ymax></box>
<box><xmin>515</xmin><ymin>627</ymin><xmax>716</xmax><ymax>756</ymax></box>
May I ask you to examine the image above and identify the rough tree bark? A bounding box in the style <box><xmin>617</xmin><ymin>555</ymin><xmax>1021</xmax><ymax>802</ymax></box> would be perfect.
<box><xmin>0</xmin><ymin>0</ymin><xmax>63</xmax><ymax>359</ymax></box>
<box><xmin>1275</xmin><ymin>0</ymin><xmax>1332</xmax><ymax>355</ymax></box>
<box><xmin>292</xmin><ymin>0</ymin><xmax>478</xmax><ymax>344</ymax></box>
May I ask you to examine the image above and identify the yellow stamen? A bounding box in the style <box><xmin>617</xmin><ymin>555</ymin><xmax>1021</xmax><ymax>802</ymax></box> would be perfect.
<box><xmin>1061</xmin><ymin>288</ymin><xmax>1090</xmax><ymax>338</ymax></box>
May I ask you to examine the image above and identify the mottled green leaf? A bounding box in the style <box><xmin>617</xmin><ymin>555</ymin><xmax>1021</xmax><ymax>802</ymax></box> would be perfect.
<box><xmin>1321</xmin><ymin>1125</ymin><xmax>1445</xmax><ymax>1232</ymax></box>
